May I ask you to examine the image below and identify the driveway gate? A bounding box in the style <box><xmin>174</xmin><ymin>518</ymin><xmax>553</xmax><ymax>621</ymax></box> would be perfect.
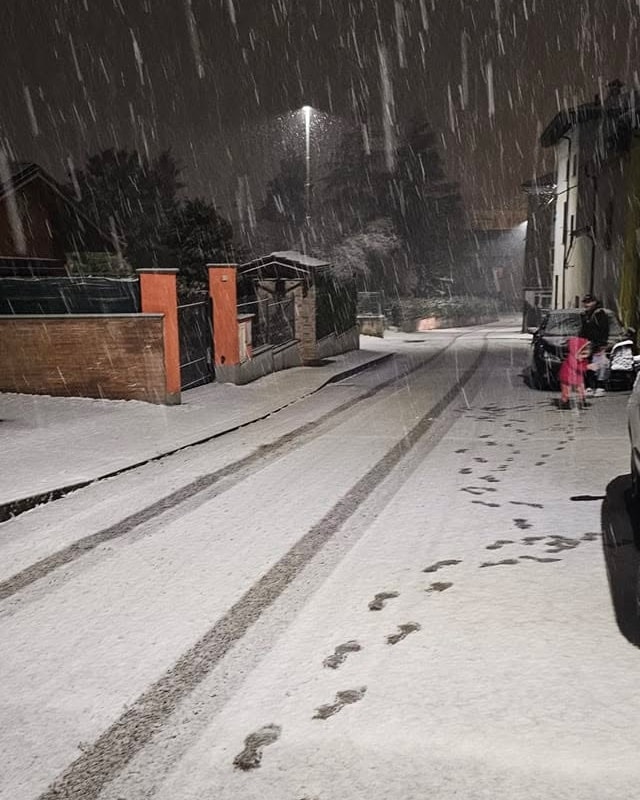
<box><xmin>178</xmin><ymin>299</ymin><xmax>214</xmax><ymax>390</ymax></box>
<box><xmin>265</xmin><ymin>296</ymin><xmax>295</xmax><ymax>345</ymax></box>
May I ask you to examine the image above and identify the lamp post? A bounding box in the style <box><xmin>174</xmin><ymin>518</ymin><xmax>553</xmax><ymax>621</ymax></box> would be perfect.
<box><xmin>302</xmin><ymin>105</ymin><xmax>312</xmax><ymax>225</ymax></box>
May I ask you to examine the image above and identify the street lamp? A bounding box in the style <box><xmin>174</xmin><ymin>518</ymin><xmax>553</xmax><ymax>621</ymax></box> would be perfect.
<box><xmin>301</xmin><ymin>105</ymin><xmax>312</xmax><ymax>224</ymax></box>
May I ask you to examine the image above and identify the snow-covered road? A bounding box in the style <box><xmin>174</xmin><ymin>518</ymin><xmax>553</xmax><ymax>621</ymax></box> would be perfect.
<box><xmin>1</xmin><ymin>327</ymin><xmax>637</xmax><ymax>800</ymax></box>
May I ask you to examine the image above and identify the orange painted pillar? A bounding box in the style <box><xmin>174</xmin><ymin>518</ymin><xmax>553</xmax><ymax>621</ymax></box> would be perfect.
<box><xmin>137</xmin><ymin>268</ymin><xmax>181</xmax><ymax>404</ymax></box>
<box><xmin>208</xmin><ymin>264</ymin><xmax>239</xmax><ymax>369</ymax></box>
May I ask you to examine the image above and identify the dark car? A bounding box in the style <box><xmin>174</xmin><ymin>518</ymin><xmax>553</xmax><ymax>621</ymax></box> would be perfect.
<box><xmin>529</xmin><ymin>308</ymin><xmax>624</xmax><ymax>389</ymax></box>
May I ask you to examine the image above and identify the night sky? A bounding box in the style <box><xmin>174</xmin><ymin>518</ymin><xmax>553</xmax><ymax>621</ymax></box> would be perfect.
<box><xmin>2</xmin><ymin>0</ymin><xmax>639</xmax><ymax>219</ymax></box>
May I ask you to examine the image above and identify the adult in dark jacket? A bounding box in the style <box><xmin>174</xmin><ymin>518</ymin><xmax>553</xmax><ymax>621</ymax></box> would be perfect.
<box><xmin>580</xmin><ymin>294</ymin><xmax>609</xmax><ymax>395</ymax></box>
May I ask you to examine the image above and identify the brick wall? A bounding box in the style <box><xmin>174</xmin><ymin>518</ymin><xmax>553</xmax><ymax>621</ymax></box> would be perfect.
<box><xmin>0</xmin><ymin>314</ymin><xmax>172</xmax><ymax>403</ymax></box>
<box><xmin>294</xmin><ymin>285</ymin><xmax>318</xmax><ymax>363</ymax></box>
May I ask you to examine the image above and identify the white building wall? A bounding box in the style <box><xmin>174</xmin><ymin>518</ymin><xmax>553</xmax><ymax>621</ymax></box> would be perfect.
<box><xmin>552</xmin><ymin>130</ymin><xmax>586</xmax><ymax>308</ymax></box>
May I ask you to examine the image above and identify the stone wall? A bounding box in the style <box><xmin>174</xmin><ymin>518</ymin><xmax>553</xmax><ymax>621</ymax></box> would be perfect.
<box><xmin>294</xmin><ymin>285</ymin><xmax>318</xmax><ymax>363</ymax></box>
<box><xmin>0</xmin><ymin>314</ymin><xmax>172</xmax><ymax>403</ymax></box>
<box><xmin>317</xmin><ymin>326</ymin><xmax>361</xmax><ymax>359</ymax></box>
<box><xmin>215</xmin><ymin>340</ymin><xmax>302</xmax><ymax>385</ymax></box>
<box><xmin>401</xmin><ymin>313</ymin><xmax>498</xmax><ymax>332</ymax></box>
<box><xmin>357</xmin><ymin>315</ymin><xmax>385</xmax><ymax>337</ymax></box>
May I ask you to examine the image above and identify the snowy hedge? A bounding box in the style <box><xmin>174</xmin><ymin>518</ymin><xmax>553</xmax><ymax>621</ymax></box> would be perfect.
<box><xmin>388</xmin><ymin>296</ymin><xmax>499</xmax><ymax>326</ymax></box>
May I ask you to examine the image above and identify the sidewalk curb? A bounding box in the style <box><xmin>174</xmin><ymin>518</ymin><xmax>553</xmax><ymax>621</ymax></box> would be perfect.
<box><xmin>0</xmin><ymin>352</ymin><xmax>395</xmax><ymax>524</ymax></box>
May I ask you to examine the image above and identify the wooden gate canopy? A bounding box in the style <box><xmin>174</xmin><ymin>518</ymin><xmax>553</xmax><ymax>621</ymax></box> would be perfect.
<box><xmin>238</xmin><ymin>250</ymin><xmax>331</xmax><ymax>284</ymax></box>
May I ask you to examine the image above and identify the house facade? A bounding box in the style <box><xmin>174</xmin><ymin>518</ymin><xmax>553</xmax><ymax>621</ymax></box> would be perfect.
<box><xmin>0</xmin><ymin>162</ymin><xmax>114</xmax><ymax>276</ymax></box>
<box><xmin>540</xmin><ymin>80</ymin><xmax>640</xmax><ymax>328</ymax></box>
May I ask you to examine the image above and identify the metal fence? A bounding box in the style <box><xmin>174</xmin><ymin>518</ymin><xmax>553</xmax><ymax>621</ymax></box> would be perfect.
<box><xmin>0</xmin><ymin>276</ymin><xmax>140</xmax><ymax>315</ymax></box>
<box><xmin>177</xmin><ymin>299</ymin><xmax>214</xmax><ymax>390</ymax></box>
<box><xmin>237</xmin><ymin>296</ymin><xmax>296</xmax><ymax>349</ymax></box>
<box><xmin>356</xmin><ymin>291</ymin><xmax>384</xmax><ymax>316</ymax></box>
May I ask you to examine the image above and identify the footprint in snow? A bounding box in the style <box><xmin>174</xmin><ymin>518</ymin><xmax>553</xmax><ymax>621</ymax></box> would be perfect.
<box><xmin>426</xmin><ymin>581</ymin><xmax>453</xmax><ymax>593</ymax></box>
<box><xmin>313</xmin><ymin>687</ymin><xmax>367</xmax><ymax>720</ymax></box>
<box><xmin>513</xmin><ymin>518</ymin><xmax>532</xmax><ymax>530</ymax></box>
<box><xmin>474</xmin><ymin>457</ymin><xmax>488</xmax><ymax>463</ymax></box>
<box><xmin>423</xmin><ymin>559</ymin><xmax>462</xmax><ymax>573</ymax></box>
<box><xmin>323</xmin><ymin>641</ymin><xmax>362</xmax><ymax>670</ymax></box>
<box><xmin>387</xmin><ymin>622</ymin><xmax>421</xmax><ymax>645</ymax></box>
<box><xmin>233</xmin><ymin>724</ymin><xmax>282</xmax><ymax>771</ymax></box>
<box><xmin>519</xmin><ymin>555</ymin><xmax>562</xmax><ymax>564</ymax></box>
<box><xmin>368</xmin><ymin>591</ymin><xmax>399</xmax><ymax>611</ymax></box>
<box><xmin>471</xmin><ymin>500</ymin><xmax>501</xmax><ymax>508</ymax></box>
<box><xmin>462</xmin><ymin>486</ymin><xmax>497</xmax><ymax>495</ymax></box>
<box><xmin>459</xmin><ymin>467</ymin><xmax>473</xmax><ymax>475</ymax></box>
<box><xmin>479</xmin><ymin>559</ymin><xmax>519</xmax><ymax>568</ymax></box>
<box><xmin>455</xmin><ymin>448</ymin><xmax>468</xmax><ymax>454</ymax></box>
<box><xmin>510</xmin><ymin>501</ymin><xmax>544</xmax><ymax>509</ymax></box>
<box><xmin>545</xmin><ymin>536</ymin><xmax>580</xmax><ymax>553</ymax></box>
<box><xmin>486</xmin><ymin>539</ymin><xmax>514</xmax><ymax>550</ymax></box>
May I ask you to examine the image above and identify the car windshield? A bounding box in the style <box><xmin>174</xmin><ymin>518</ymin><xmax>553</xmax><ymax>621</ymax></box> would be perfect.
<box><xmin>542</xmin><ymin>310</ymin><xmax>624</xmax><ymax>340</ymax></box>
<box><xmin>543</xmin><ymin>313</ymin><xmax>581</xmax><ymax>336</ymax></box>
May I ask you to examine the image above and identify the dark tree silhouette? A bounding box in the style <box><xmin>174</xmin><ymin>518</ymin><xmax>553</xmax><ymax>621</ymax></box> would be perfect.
<box><xmin>323</xmin><ymin>126</ymin><xmax>394</xmax><ymax>234</ymax></box>
<box><xmin>164</xmin><ymin>198</ymin><xmax>235</xmax><ymax>293</ymax></box>
<box><xmin>70</xmin><ymin>148</ymin><xmax>183</xmax><ymax>269</ymax></box>
<box><xmin>391</xmin><ymin>119</ymin><xmax>467</xmax><ymax>294</ymax></box>
<box><xmin>260</xmin><ymin>153</ymin><xmax>306</xmax><ymax>227</ymax></box>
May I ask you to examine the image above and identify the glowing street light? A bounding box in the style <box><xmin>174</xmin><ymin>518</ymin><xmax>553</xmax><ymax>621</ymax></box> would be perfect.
<box><xmin>301</xmin><ymin>105</ymin><xmax>312</xmax><ymax>224</ymax></box>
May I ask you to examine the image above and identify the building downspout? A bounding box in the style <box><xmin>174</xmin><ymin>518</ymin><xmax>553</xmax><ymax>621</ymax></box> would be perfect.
<box><xmin>559</xmin><ymin>135</ymin><xmax>573</xmax><ymax>309</ymax></box>
<box><xmin>588</xmin><ymin>171</ymin><xmax>597</xmax><ymax>295</ymax></box>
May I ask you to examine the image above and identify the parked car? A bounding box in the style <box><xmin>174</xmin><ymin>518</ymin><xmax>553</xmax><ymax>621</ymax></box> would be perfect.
<box><xmin>529</xmin><ymin>308</ymin><xmax>626</xmax><ymax>389</ymax></box>
<box><xmin>629</xmin><ymin>373</ymin><xmax>640</xmax><ymax>505</ymax></box>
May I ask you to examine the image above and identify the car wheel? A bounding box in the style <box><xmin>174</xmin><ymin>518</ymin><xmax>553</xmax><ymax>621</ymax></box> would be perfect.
<box><xmin>529</xmin><ymin>367</ymin><xmax>546</xmax><ymax>390</ymax></box>
<box><xmin>529</xmin><ymin>356</ymin><xmax>549</xmax><ymax>390</ymax></box>
<box><xmin>630</xmin><ymin>456</ymin><xmax>640</xmax><ymax>538</ymax></box>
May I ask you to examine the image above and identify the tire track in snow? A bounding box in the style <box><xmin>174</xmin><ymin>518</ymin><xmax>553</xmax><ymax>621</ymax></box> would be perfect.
<box><xmin>36</xmin><ymin>339</ymin><xmax>487</xmax><ymax>800</ymax></box>
<box><xmin>0</xmin><ymin>338</ymin><xmax>465</xmax><ymax>604</ymax></box>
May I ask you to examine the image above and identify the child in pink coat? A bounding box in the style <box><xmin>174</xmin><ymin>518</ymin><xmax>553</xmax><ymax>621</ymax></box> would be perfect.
<box><xmin>558</xmin><ymin>337</ymin><xmax>590</xmax><ymax>409</ymax></box>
